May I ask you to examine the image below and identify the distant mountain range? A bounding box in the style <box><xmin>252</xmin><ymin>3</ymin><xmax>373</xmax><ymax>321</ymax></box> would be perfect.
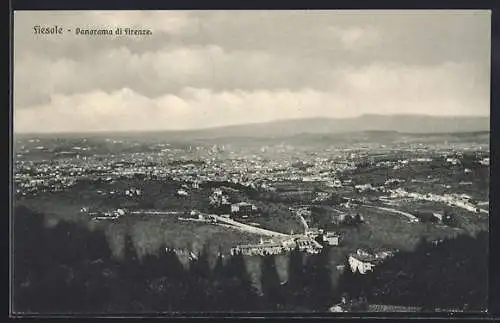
<box><xmin>157</xmin><ymin>114</ymin><xmax>489</xmax><ymax>140</ymax></box>
<box><xmin>17</xmin><ymin>114</ymin><xmax>490</xmax><ymax>140</ymax></box>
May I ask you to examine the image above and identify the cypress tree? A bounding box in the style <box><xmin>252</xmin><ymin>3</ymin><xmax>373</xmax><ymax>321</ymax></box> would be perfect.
<box><xmin>260</xmin><ymin>255</ymin><xmax>284</xmax><ymax>311</ymax></box>
<box><xmin>223</xmin><ymin>252</ymin><xmax>260</xmax><ymax>311</ymax></box>
<box><xmin>284</xmin><ymin>247</ymin><xmax>306</xmax><ymax>310</ymax></box>
<box><xmin>307</xmin><ymin>248</ymin><xmax>335</xmax><ymax>311</ymax></box>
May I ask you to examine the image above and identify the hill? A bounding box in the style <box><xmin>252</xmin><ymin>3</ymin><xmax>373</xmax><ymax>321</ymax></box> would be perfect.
<box><xmin>188</xmin><ymin>114</ymin><xmax>489</xmax><ymax>139</ymax></box>
<box><xmin>14</xmin><ymin>114</ymin><xmax>489</xmax><ymax>141</ymax></box>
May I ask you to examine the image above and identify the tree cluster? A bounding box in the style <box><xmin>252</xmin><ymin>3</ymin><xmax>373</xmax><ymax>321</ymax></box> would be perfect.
<box><xmin>13</xmin><ymin>205</ymin><xmax>487</xmax><ymax>314</ymax></box>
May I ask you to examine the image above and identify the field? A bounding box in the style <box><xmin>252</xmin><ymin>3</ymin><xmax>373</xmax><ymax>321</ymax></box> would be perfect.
<box><xmin>341</xmin><ymin>206</ymin><xmax>463</xmax><ymax>251</ymax></box>
<box><xmin>102</xmin><ymin>216</ymin><xmax>262</xmax><ymax>261</ymax></box>
<box><xmin>315</xmin><ymin>205</ymin><xmax>466</xmax><ymax>269</ymax></box>
<box><xmin>15</xmin><ymin>190</ymin><xmax>265</xmax><ymax>263</ymax></box>
<box><xmin>247</xmin><ymin>200</ymin><xmax>305</xmax><ymax>234</ymax></box>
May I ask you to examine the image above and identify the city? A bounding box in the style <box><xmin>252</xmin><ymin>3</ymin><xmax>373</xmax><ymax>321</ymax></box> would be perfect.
<box><xmin>13</xmin><ymin>128</ymin><xmax>489</xmax><ymax>312</ymax></box>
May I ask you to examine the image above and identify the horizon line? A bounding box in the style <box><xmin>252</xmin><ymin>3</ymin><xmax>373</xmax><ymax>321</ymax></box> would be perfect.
<box><xmin>13</xmin><ymin>113</ymin><xmax>490</xmax><ymax>135</ymax></box>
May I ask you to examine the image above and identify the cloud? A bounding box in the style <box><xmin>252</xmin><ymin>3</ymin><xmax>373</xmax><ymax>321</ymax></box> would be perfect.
<box><xmin>13</xmin><ymin>10</ymin><xmax>491</xmax><ymax>132</ymax></box>
<box><xmin>14</xmin><ymin>42</ymin><xmax>489</xmax><ymax>111</ymax></box>
<box><xmin>15</xmin><ymin>62</ymin><xmax>489</xmax><ymax>133</ymax></box>
<box><xmin>327</xmin><ymin>26</ymin><xmax>382</xmax><ymax>52</ymax></box>
<box><xmin>14</xmin><ymin>44</ymin><xmax>344</xmax><ymax>107</ymax></box>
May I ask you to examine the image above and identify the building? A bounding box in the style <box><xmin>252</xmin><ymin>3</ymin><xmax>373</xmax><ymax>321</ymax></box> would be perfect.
<box><xmin>348</xmin><ymin>248</ymin><xmax>395</xmax><ymax>274</ymax></box>
<box><xmin>367</xmin><ymin>305</ymin><xmax>422</xmax><ymax>312</ymax></box>
<box><xmin>479</xmin><ymin>157</ymin><xmax>489</xmax><ymax>166</ymax></box>
<box><xmin>329</xmin><ymin>304</ymin><xmax>347</xmax><ymax>312</ymax></box>
<box><xmin>206</xmin><ymin>214</ymin><xmax>218</xmax><ymax>223</ymax></box>
<box><xmin>231</xmin><ymin>241</ymin><xmax>289</xmax><ymax>256</ymax></box>
<box><xmin>209</xmin><ymin>188</ymin><xmax>230</xmax><ymax>207</ymax></box>
<box><xmin>355</xmin><ymin>184</ymin><xmax>374</xmax><ymax>192</ymax></box>
<box><xmin>90</xmin><ymin>208</ymin><xmax>126</xmax><ymax>221</ymax></box>
<box><xmin>187</xmin><ymin>209</ymin><xmax>206</xmax><ymax>220</ymax></box>
<box><xmin>334</xmin><ymin>212</ymin><xmax>364</xmax><ymax>226</ymax></box>
<box><xmin>231</xmin><ymin>235</ymin><xmax>322</xmax><ymax>256</ymax></box>
<box><xmin>349</xmin><ymin>254</ymin><xmax>376</xmax><ymax>274</ymax></box>
<box><xmin>313</xmin><ymin>192</ymin><xmax>331</xmax><ymax>202</ymax></box>
<box><xmin>333</xmin><ymin>179</ymin><xmax>342</xmax><ymax>188</ymax></box>
<box><xmin>373</xmin><ymin>249</ymin><xmax>395</xmax><ymax>260</ymax></box>
<box><xmin>293</xmin><ymin>236</ymin><xmax>324</xmax><ymax>254</ymax></box>
<box><xmin>115</xmin><ymin>208</ymin><xmax>126</xmax><ymax>217</ymax></box>
<box><xmin>323</xmin><ymin>232</ymin><xmax>340</xmax><ymax>246</ymax></box>
<box><xmin>329</xmin><ymin>297</ymin><xmax>368</xmax><ymax>312</ymax></box>
<box><xmin>348</xmin><ymin>249</ymin><xmax>382</xmax><ymax>274</ymax></box>
<box><xmin>231</xmin><ymin>202</ymin><xmax>257</xmax><ymax>216</ymax></box>
<box><xmin>307</xmin><ymin>229</ymin><xmax>340</xmax><ymax>246</ymax></box>
<box><xmin>125</xmin><ymin>188</ymin><xmax>142</xmax><ymax>197</ymax></box>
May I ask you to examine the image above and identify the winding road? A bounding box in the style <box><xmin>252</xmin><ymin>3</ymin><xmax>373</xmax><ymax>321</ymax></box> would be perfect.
<box><xmin>130</xmin><ymin>211</ymin><xmax>183</xmax><ymax>215</ymax></box>
<box><xmin>362</xmin><ymin>204</ymin><xmax>419</xmax><ymax>223</ymax></box>
<box><xmin>296</xmin><ymin>214</ymin><xmax>309</xmax><ymax>233</ymax></box>
<box><xmin>210</xmin><ymin>214</ymin><xmax>289</xmax><ymax>238</ymax></box>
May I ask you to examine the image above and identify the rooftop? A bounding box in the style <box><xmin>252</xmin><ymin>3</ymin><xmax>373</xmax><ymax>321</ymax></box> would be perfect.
<box><xmin>368</xmin><ymin>304</ymin><xmax>422</xmax><ymax>312</ymax></box>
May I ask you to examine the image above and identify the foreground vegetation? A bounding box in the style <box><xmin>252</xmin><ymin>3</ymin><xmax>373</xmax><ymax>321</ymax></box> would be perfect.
<box><xmin>13</xmin><ymin>206</ymin><xmax>487</xmax><ymax>314</ymax></box>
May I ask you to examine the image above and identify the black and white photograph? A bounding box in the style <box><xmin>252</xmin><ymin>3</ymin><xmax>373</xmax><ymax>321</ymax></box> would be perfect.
<box><xmin>12</xmin><ymin>10</ymin><xmax>491</xmax><ymax>314</ymax></box>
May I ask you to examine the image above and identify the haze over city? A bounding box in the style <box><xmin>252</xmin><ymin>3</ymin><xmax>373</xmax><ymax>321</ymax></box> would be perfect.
<box><xmin>14</xmin><ymin>10</ymin><xmax>491</xmax><ymax>133</ymax></box>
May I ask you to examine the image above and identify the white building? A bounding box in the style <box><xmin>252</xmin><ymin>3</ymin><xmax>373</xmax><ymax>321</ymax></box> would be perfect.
<box><xmin>355</xmin><ymin>184</ymin><xmax>374</xmax><ymax>192</ymax></box>
<box><xmin>479</xmin><ymin>157</ymin><xmax>490</xmax><ymax>166</ymax></box>
<box><xmin>348</xmin><ymin>255</ymin><xmax>376</xmax><ymax>274</ymax></box>
<box><xmin>230</xmin><ymin>202</ymin><xmax>258</xmax><ymax>218</ymax></box>
<box><xmin>332</xmin><ymin>179</ymin><xmax>342</xmax><ymax>188</ymax></box>
<box><xmin>115</xmin><ymin>208</ymin><xmax>125</xmax><ymax>217</ymax></box>
<box><xmin>329</xmin><ymin>304</ymin><xmax>346</xmax><ymax>312</ymax></box>
<box><xmin>125</xmin><ymin>188</ymin><xmax>142</xmax><ymax>197</ymax></box>
<box><xmin>323</xmin><ymin>233</ymin><xmax>340</xmax><ymax>246</ymax></box>
<box><xmin>446</xmin><ymin>158</ymin><xmax>460</xmax><ymax>165</ymax></box>
<box><xmin>348</xmin><ymin>249</ymin><xmax>385</xmax><ymax>274</ymax></box>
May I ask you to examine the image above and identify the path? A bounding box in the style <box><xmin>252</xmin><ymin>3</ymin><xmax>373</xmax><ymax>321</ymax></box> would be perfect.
<box><xmin>363</xmin><ymin>204</ymin><xmax>419</xmax><ymax>223</ymax></box>
<box><xmin>210</xmin><ymin>214</ymin><xmax>289</xmax><ymax>238</ymax></box>
<box><xmin>130</xmin><ymin>210</ymin><xmax>183</xmax><ymax>215</ymax></box>
<box><xmin>296</xmin><ymin>214</ymin><xmax>309</xmax><ymax>233</ymax></box>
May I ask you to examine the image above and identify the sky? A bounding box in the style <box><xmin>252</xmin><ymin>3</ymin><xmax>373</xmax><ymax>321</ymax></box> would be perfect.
<box><xmin>14</xmin><ymin>10</ymin><xmax>491</xmax><ymax>133</ymax></box>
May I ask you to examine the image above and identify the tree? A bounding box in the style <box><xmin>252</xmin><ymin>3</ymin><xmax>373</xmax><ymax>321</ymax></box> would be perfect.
<box><xmin>218</xmin><ymin>252</ymin><xmax>261</xmax><ymax>311</ymax></box>
<box><xmin>349</xmin><ymin>233</ymin><xmax>488</xmax><ymax>311</ymax></box>
<box><xmin>260</xmin><ymin>255</ymin><xmax>284</xmax><ymax>311</ymax></box>
<box><xmin>283</xmin><ymin>247</ymin><xmax>306</xmax><ymax>310</ymax></box>
<box><xmin>303</xmin><ymin>248</ymin><xmax>335</xmax><ymax>311</ymax></box>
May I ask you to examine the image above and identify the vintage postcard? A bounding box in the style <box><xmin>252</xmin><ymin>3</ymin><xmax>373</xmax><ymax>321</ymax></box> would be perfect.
<box><xmin>12</xmin><ymin>10</ymin><xmax>490</xmax><ymax>315</ymax></box>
